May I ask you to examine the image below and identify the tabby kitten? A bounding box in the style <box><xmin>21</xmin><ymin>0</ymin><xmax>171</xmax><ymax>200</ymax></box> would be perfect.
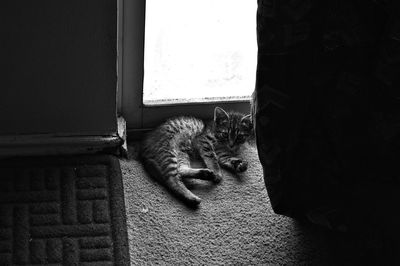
<box><xmin>140</xmin><ymin>107</ymin><xmax>252</xmax><ymax>206</ymax></box>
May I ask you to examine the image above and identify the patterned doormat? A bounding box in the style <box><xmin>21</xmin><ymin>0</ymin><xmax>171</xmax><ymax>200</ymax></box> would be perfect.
<box><xmin>0</xmin><ymin>155</ymin><xmax>129</xmax><ymax>266</ymax></box>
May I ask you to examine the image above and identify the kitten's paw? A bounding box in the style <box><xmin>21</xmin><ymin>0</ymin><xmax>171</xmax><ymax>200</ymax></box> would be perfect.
<box><xmin>230</xmin><ymin>158</ymin><xmax>248</xmax><ymax>173</ymax></box>
<box><xmin>236</xmin><ymin>160</ymin><xmax>248</xmax><ymax>172</ymax></box>
<box><xmin>184</xmin><ymin>195</ymin><xmax>202</xmax><ymax>207</ymax></box>
<box><xmin>199</xmin><ymin>168</ymin><xmax>217</xmax><ymax>180</ymax></box>
<box><xmin>213</xmin><ymin>173</ymin><xmax>223</xmax><ymax>183</ymax></box>
<box><xmin>200</xmin><ymin>169</ymin><xmax>222</xmax><ymax>183</ymax></box>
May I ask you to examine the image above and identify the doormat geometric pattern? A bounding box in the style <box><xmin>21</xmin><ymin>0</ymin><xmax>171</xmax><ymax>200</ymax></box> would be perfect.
<box><xmin>0</xmin><ymin>155</ymin><xmax>129</xmax><ymax>266</ymax></box>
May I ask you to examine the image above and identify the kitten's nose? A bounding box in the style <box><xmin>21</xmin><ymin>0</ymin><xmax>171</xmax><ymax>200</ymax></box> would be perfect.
<box><xmin>228</xmin><ymin>140</ymin><xmax>235</xmax><ymax>148</ymax></box>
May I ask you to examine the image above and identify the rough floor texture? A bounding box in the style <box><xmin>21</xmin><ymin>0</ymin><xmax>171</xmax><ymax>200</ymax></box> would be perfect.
<box><xmin>121</xmin><ymin>143</ymin><xmax>377</xmax><ymax>265</ymax></box>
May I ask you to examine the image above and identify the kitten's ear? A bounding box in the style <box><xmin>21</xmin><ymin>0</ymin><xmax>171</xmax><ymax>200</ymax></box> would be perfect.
<box><xmin>214</xmin><ymin>107</ymin><xmax>229</xmax><ymax>124</ymax></box>
<box><xmin>240</xmin><ymin>114</ymin><xmax>252</xmax><ymax>129</ymax></box>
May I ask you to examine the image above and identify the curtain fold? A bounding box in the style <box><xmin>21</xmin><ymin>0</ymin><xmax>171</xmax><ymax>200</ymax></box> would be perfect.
<box><xmin>253</xmin><ymin>0</ymin><xmax>400</xmax><ymax>232</ymax></box>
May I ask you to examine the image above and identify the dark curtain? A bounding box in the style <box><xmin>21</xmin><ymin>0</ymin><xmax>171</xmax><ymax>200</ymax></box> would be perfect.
<box><xmin>253</xmin><ymin>0</ymin><xmax>400</xmax><ymax>245</ymax></box>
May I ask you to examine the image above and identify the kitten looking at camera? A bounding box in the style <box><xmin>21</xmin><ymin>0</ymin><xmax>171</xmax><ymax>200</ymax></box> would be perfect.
<box><xmin>140</xmin><ymin>107</ymin><xmax>252</xmax><ymax>206</ymax></box>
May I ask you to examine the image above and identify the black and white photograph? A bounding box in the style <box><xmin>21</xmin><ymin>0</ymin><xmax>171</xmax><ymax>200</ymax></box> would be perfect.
<box><xmin>1</xmin><ymin>0</ymin><xmax>399</xmax><ymax>265</ymax></box>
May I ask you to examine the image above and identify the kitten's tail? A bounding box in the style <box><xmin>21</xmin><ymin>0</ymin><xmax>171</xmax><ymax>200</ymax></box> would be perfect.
<box><xmin>141</xmin><ymin>157</ymin><xmax>202</xmax><ymax>207</ymax></box>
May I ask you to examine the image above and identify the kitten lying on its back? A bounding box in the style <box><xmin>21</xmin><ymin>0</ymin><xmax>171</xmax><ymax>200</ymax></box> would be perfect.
<box><xmin>140</xmin><ymin>107</ymin><xmax>252</xmax><ymax>206</ymax></box>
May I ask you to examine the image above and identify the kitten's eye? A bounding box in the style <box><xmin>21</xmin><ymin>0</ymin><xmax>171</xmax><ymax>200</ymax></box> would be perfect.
<box><xmin>220</xmin><ymin>132</ymin><xmax>228</xmax><ymax>138</ymax></box>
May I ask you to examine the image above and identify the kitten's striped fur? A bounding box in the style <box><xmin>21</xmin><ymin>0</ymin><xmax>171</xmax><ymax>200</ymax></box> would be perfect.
<box><xmin>140</xmin><ymin>107</ymin><xmax>252</xmax><ymax>206</ymax></box>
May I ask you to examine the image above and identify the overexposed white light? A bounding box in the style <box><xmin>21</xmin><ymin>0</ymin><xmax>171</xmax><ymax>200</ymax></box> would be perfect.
<box><xmin>143</xmin><ymin>0</ymin><xmax>257</xmax><ymax>104</ymax></box>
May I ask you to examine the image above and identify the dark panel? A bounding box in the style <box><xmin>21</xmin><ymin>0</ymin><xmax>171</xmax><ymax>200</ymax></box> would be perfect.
<box><xmin>0</xmin><ymin>1</ymin><xmax>117</xmax><ymax>135</ymax></box>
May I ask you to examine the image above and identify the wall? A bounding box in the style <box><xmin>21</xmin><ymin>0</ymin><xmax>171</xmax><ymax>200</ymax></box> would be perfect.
<box><xmin>0</xmin><ymin>1</ymin><xmax>117</xmax><ymax>136</ymax></box>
